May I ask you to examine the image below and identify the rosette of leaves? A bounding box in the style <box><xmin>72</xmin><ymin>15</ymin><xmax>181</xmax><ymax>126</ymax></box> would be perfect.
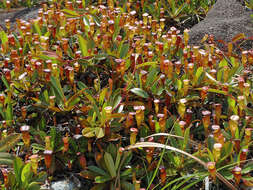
<box><xmin>80</xmin><ymin>144</ymin><xmax>140</xmax><ymax>190</ymax></box>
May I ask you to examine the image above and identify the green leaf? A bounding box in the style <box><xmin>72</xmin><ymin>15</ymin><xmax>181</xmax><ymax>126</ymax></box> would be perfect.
<box><xmin>130</xmin><ymin>88</ymin><xmax>149</xmax><ymax>98</ymax></box>
<box><xmin>193</xmin><ymin>67</ymin><xmax>204</xmax><ymax>85</ymax></box>
<box><xmin>217</xmin><ymin>69</ymin><xmax>223</xmax><ymax>82</ymax></box>
<box><xmin>115</xmin><ymin>151</ymin><xmax>121</xmax><ymax>171</ymax></box>
<box><xmin>0</xmin><ymin>158</ymin><xmax>13</xmax><ymax>166</ymax></box>
<box><xmin>228</xmin><ymin>96</ymin><xmax>237</xmax><ymax>115</ymax></box>
<box><xmin>106</xmin><ymin>143</ymin><xmax>117</xmax><ymax>159</ymax></box>
<box><xmin>31</xmin><ymin>143</ymin><xmax>45</xmax><ymax>151</ymax></box>
<box><xmin>120</xmin><ymin>168</ymin><xmax>132</xmax><ymax>177</ymax></box>
<box><xmin>0</xmin><ymin>153</ymin><xmax>13</xmax><ymax>166</ymax></box>
<box><xmin>82</xmin><ymin>127</ymin><xmax>95</xmax><ymax>138</ymax></box>
<box><xmin>77</xmin><ymin>81</ymin><xmax>88</xmax><ymax>89</ymax></box>
<box><xmin>206</xmin><ymin>88</ymin><xmax>227</xmax><ymax>95</ymax></box>
<box><xmin>78</xmin><ymin>35</ymin><xmax>88</xmax><ymax>57</ymax></box>
<box><xmin>95</xmin><ymin>127</ymin><xmax>104</xmax><ymax>139</ymax></box>
<box><xmin>67</xmin><ymin>97</ymin><xmax>80</xmax><ymax>108</ymax></box>
<box><xmin>65</xmin><ymin>87</ymin><xmax>88</xmax><ymax>108</ymax></box>
<box><xmin>95</xmin><ymin>175</ymin><xmax>111</xmax><ymax>183</ymax></box>
<box><xmin>104</xmin><ymin>152</ymin><xmax>116</xmax><ymax>178</ymax></box>
<box><xmin>206</xmin><ymin>148</ymin><xmax>214</xmax><ymax>162</ymax></box>
<box><xmin>220</xmin><ymin>170</ymin><xmax>233</xmax><ymax>180</ymax></box>
<box><xmin>0</xmin><ymin>30</ymin><xmax>8</xmax><ymax>44</ymax></box>
<box><xmin>33</xmin><ymin>20</ymin><xmax>41</xmax><ymax>36</ymax></box>
<box><xmin>181</xmin><ymin>176</ymin><xmax>205</xmax><ymax>190</ymax></box>
<box><xmin>91</xmin><ymin>184</ymin><xmax>107</xmax><ymax>190</ymax></box>
<box><xmin>242</xmin><ymin>163</ymin><xmax>253</xmax><ymax>174</ymax></box>
<box><xmin>160</xmin><ymin>174</ymin><xmax>203</xmax><ymax>190</ymax></box>
<box><xmin>112</xmin><ymin>16</ymin><xmax>120</xmax><ymax>41</ymax></box>
<box><xmin>174</xmin><ymin>123</ymin><xmax>183</xmax><ymax>137</ymax></box>
<box><xmin>39</xmin><ymin>116</ymin><xmax>46</xmax><ymax>130</ymax></box>
<box><xmin>80</xmin><ymin>170</ymin><xmax>97</xmax><ymax>180</ymax></box>
<box><xmin>235</xmin><ymin>126</ymin><xmax>239</xmax><ymax>139</ymax></box>
<box><xmin>0</xmin><ymin>152</ymin><xmax>14</xmax><ymax>159</ymax></box>
<box><xmin>228</xmin><ymin>65</ymin><xmax>243</xmax><ymax>82</ymax></box>
<box><xmin>145</xmin><ymin>67</ymin><xmax>158</xmax><ymax>88</ymax></box>
<box><xmin>27</xmin><ymin>182</ymin><xmax>41</xmax><ymax>190</ymax></box>
<box><xmin>0</xmin><ymin>133</ymin><xmax>21</xmax><ymax>152</ymax></box>
<box><xmin>21</xmin><ymin>163</ymin><xmax>32</xmax><ymax>185</ymax></box>
<box><xmin>62</xmin><ymin>9</ymin><xmax>80</xmax><ymax>17</ymax></box>
<box><xmin>183</xmin><ymin>126</ymin><xmax>190</xmax><ymax>150</ymax></box>
<box><xmin>50</xmin><ymin>76</ymin><xmax>65</xmax><ymax>103</ymax></box>
<box><xmin>113</xmin><ymin>95</ymin><xmax>122</xmax><ymax>110</ymax></box>
<box><xmin>99</xmin><ymin>88</ymin><xmax>108</xmax><ymax>106</ymax></box>
<box><xmin>242</xmin><ymin>176</ymin><xmax>253</xmax><ymax>180</ymax></box>
<box><xmin>14</xmin><ymin>157</ymin><xmax>24</xmax><ymax>184</ymax></box>
<box><xmin>82</xmin><ymin>0</ymin><xmax>85</xmax><ymax>8</ymax></box>
<box><xmin>50</xmin><ymin>126</ymin><xmax>56</xmax><ymax>150</ymax></box>
<box><xmin>119</xmin><ymin>43</ymin><xmax>129</xmax><ymax>58</ymax></box>
<box><xmin>136</xmin><ymin>61</ymin><xmax>157</xmax><ymax>69</ymax></box>
<box><xmin>219</xmin><ymin>58</ymin><xmax>228</xmax><ymax>67</ymax></box>
<box><xmin>1</xmin><ymin>75</ymin><xmax>10</xmax><ymax>90</ymax></box>
<box><xmin>92</xmin><ymin>15</ymin><xmax>101</xmax><ymax>26</ymax></box>
<box><xmin>88</xmin><ymin>166</ymin><xmax>108</xmax><ymax>176</ymax></box>
<box><xmin>5</xmin><ymin>102</ymin><xmax>13</xmax><ymax>121</ymax></box>
<box><xmin>121</xmin><ymin>181</ymin><xmax>135</xmax><ymax>190</ymax></box>
<box><xmin>83</xmin><ymin>15</ymin><xmax>90</xmax><ymax>31</ymax></box>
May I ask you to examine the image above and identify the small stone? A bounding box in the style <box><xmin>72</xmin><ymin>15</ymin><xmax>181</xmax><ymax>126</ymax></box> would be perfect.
<box><xmin>51</xmin><ymin>179</ymin><xmax>80</xmax><ymax>190</ymax></box>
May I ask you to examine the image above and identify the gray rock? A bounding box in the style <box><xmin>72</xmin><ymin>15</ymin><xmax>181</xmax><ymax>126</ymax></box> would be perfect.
<box><xmin>50</xmin><ymin>178</ymin><xmax>81</xmax><ymax>190</ymax></box>
<box><xmin>51</xmin><ymin>180</ymin><xmax>77</xmax><ymax>190</ymax></box>
<box><xmin>189</xmin><ymin>0</ymin><xmax>253</xmax><ymax>50</ymax></box>
<box><xmin>0</xmin><ymin>6</ymin><xmax>40</xmax><ymax>30</ymax></box>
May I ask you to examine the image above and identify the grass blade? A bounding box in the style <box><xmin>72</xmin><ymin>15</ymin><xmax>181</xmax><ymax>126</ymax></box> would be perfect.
<box><xmin>125</xmin><ymin>142</ymin><xmax>237</xmax><ymax>190</ymax></box>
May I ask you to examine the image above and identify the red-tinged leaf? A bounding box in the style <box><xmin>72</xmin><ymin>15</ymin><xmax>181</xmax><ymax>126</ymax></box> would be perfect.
<box><xmin>79</xmin><ymin>170</ymin><xmax>96</xmax><ymax>180</ymax></box>
<box><xmin>217</xmin><ymin>39</ymin><xmax>226</xmax><ymax>46</ymax></box>
<box><xmin>232</xmin><ymin>33</ymin><xmax>245</xmax><ymax>43</ymax></box>
<box><xmin>62</xmin><ymin>9</ymin><xmax>80</xmax><ymax>17</ymax></box>
<box><xmin>48</xmin><ymin>106</ymin><xmax>62</xmax><ymax>112</ymax></box>
<box><xmin>136</xmin><ymin>61</ymin><xmax>157</xmax><ymax>69</ymax></box>
<box><xmin>109</xmin><ymin>113</ymin><xmax>127</xmax><ymax>119</ymax></box>
<box><xmin>42</xmin><ymin>51</ymin><xmax>61</xmax><ymax>59</ymax></box>
<box><xmin>194</xmin><ymin>88</ymin><xmax>228</xmax><ymax>95</ymax></box>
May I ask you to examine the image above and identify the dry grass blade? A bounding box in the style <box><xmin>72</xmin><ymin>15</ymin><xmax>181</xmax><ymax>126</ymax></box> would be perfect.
<box><xmin>144</xmin><ymin>133</ymin><xmax>202</xmax><ymax>148</ymax></box>
<box><xmin>125</xmin><ymin>142</ymin><xmax>237</xmax><ymax>190</ymax></box>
